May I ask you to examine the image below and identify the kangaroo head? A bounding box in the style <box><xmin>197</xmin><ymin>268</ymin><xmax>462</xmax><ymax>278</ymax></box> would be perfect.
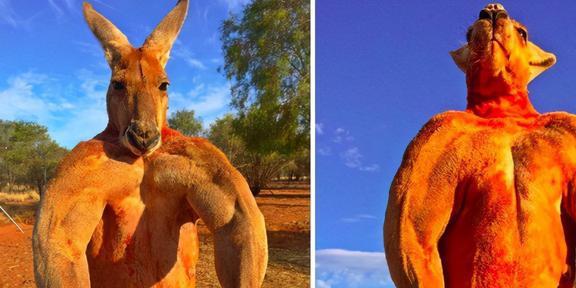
<box><xmin>83</xmin><ymin>0</ymin><xmax>188</xmax><ymax>156</ymax></box>
<box><xmin>450</xmin><ymin>3</ymin><xmax>556</xmax><ymax>99</ymax></box>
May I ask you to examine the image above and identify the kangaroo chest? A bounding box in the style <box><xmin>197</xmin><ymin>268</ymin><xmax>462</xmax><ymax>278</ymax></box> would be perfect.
<box><xmin>438</xmin><ymin>113</ymin><xmax>576</xmax><ymax>287</ymax></box>
<box><xmin>86</xmin><ymin>163</ymin><xmax>200</xmax><ymax>287</ymax></box>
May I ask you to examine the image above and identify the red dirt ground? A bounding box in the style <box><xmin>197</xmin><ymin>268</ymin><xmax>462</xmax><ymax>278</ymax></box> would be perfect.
<box><xmin>0</xmin><ymin>183</ymin><xmax>310</xmax><ymax>287</ymax></box>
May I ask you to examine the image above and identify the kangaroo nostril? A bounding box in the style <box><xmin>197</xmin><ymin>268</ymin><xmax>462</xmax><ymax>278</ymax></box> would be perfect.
<box><xmin>126</xmin><ymin>129</ymin><xmax>144</xmax><ymax>151</ymax></box>
<box><xmin>495</xmin><ymin>10</ymin><xmax>508</xmax><ymax>20</ymax></box>
<box><xmin>479</xmin><ymin>10</ymin><xmax>492</xmax><ymax>20</ymax></box>
<box><xmin>125</xmin><ymin>126</ymin><xmax>160</xmax><ymax>153</ymax></box>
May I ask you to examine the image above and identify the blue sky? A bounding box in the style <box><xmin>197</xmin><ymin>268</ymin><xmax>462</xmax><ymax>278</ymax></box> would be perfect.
<box><xmin>316</xmin><ymin>1</ymin><xmax>576</xmax><ymax>287</ymax></box>
<box><xmin>0</xmin><ymin>0</ymin><xmax>250</xmax><ymax>148</ymax></box>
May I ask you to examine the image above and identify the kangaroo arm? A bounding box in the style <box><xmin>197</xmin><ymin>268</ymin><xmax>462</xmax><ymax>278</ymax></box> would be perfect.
<box><xmin>33</xmin><ymin>140</ymin><xmax>142</xmax><ymax>287</ymax></box>
<box><xmin>212</xmin><ymin>193</ymin><xmax>267</xmax><ymax>288</ymax></box>
<box><xmin>384</xmin><ymin>174</ymin><xmax>452</xmax><ymax>288</ymax></box>
<box><xmin>33</xmin><ymin>196</ymin><xmax>103</xmax><ymax>288</ymax></box>
<box><xmin>170</xmin><ymin>139</ymin><xmax>267</xmax><ymax>287</ymax></box>
<box><xmin>186</xmin><ymin>166</ymin><xmax>267</xmax><ymax>288</ymax></box>
<box><xmin>384</xmin><ymin>114</ymin><xmax>462</xmax><ymax>287</ymax></box>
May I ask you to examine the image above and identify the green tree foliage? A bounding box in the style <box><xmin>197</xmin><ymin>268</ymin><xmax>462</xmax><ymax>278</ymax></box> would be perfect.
<box><xmin>220</xmin><ymin>0</ymin><xmax>310</xmax><ymax>194</ymax></box>
<box><xmin>168</xmin><ymin>109</ymin><xmax>204</xmax><ymax>136</ymax></box>
<box><xmin>208</xmin><ymin>114</ymin><xmax>245</xmax><ymax>164</ymax></box>
<box><xmin>222</xmin><ymin>0</ymin><xmax>310</xmax><ymax>154</ymax></box>
<box><xmin>0</xmin><ymin>120</ymin><xmax>68</xmax><ymax>195</ymax></box>
<box><xmin>208</xmin><ymin>116</ymin><xmax>287</xmax><ymax>194</ymax></box>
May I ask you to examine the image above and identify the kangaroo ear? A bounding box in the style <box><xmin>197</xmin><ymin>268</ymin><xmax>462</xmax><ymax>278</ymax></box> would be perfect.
<box><xmin>83</xmin><ymin>2</ymin><xmax>132</xmax><ymax>67</ymax></box>
<box><xmin>450</xmin><ymin>44</ymin><xmax>470</xmax><ymax>73</ymax></box>
<box><xmin>142</xmin><ymin>0</ymin><xmax>189</xmax><ymax>67</ymax></box>
<box><xmin>527</xmin><ymin>41</ymin><xmax>556</xmax><ymax>82</ymax></box>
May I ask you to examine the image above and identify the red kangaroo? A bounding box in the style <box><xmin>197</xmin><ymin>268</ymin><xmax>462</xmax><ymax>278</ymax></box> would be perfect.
<box><xmin>384</xmin><ymin>3</ymin><xmax>576</xmax><ymax>288</ymax></box>
<box><xmin>33</xmin><ymin>1</ymin><xmax>268</xmax><ymax>287</ymax></box>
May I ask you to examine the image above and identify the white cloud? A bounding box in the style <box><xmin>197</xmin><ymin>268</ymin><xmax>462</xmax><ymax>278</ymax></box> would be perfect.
<box><xmin>317</xmin><ymin>146</ymin><xmax>331</xmax><ymax>156</ymax></box>
<box><xmin>169</xmin><ymin>83</ymin><xmax>231</xmax><ymax>125</ymax></box>
<box><xmin>48</xmin><ymin>0</ymin><xmax>65</xmax><ymax>17</ymax></box>
<box><xmin>51</xmin><ymin>105</ymin><xmax>107</xmax><ymax>148</ymax></box>
<box><xmin>316</xmin><ymin>249</ymin><xmax>393</xmax><ymax>288</ymax></box>
<box><xmin>316</xmin><ymin>124</ymin><xmax>379</xmax><ymax>170</ymax></box>
<box><xmin>0</xmin><ymin>0</ymin><xmax>39</xmax><ymax>30</ymax></box>
<box><xmin>47</xmin><ymin>0</ymin><xmax>78</xmax><ymax>18</ymax></box>
<box><xmin>341</xmin><ymin>147</ymin><xmax>380</xmax><ymax>172</ymax></box>
<box><xmin>0</xmin><ymin>71</ymin><xmax>108</xmax><ymax>148</ymax></box>
<box><xmin>316</xmin><ymin>123</ymin><xmax>324</xmax><ymax>135</ymax></box>
<box><xmin>187</xmin><ymin>85</ymin><xmax>229</xmax><ymax>113</ymax></box>
<box><xmin>202</xmin><ymin>5</ymin><xmax>210</xmax><ymax>22</ymax></box>
<box><xmin>332</xmin><ymin>127</ymin><xmax>353</xmax><ymax>143</ymax></box>
<box><xmin>91</xmin><ymin>0</ymin><xmax>117</xmax><ymax>11</ymax></box>
<box><xmin>210</xmin><ymin>57</ymin><xmax>223</xmax><ymax>64</ymax></box>
<box><xmin>63</xmin><ymin>0</ymin><xmax>75</xmax><ymax>11</ymax></box>
<box><xmin>172</xmin><ymin>43</ymin><xmax>207</xmax><ymax>70</ymax></box>
<box><xmin>341</xmin><ymin>214</ymin><xmax>378</xmax><ymax>223</ymax></box>
<box><xmin>0</xmin><ymin>0</ymin><xmax>17</xmax><ymax>27</ymax></box>
<box><xmin>0</xmin><ymin>73</ymin><xmax>67</xmax><ymax>124</ymax></box>
<box><xmin>50</xmin><ymin>70</ymin><xmax>108</xmax><ymax>147</ymax></box>
<box><xmin>185</xmin><ymin>58</ymin><xmax>207</xmax><ymax>70</ymax></box>
<box><xmin>73</xmin><ymin>41</ymin><xmax>104</xmax><ymax>58</ymax></box>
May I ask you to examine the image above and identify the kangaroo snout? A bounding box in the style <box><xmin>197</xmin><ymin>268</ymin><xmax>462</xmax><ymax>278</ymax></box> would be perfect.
<box><xmin>124</xmin><ymin>120</ymin><xmax>161</xmax><ymax>155</ymax></box>
<box><xmin>479</xmin><ymin>3</ymin><xmax>508</xmax><ymax>22</ymax></box>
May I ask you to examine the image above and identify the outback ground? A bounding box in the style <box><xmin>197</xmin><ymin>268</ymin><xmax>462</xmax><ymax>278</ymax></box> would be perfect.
<box><xmin>0</xmin><ymin>181</ymin><xmax>310</xmax><ymax>287</ymax></box>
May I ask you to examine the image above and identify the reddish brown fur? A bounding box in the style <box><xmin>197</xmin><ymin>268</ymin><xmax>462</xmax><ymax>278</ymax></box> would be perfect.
<box><xmin>33</xmin><ymin>1</ymin><xmax>267</xmax><ymax>287</ymax></box>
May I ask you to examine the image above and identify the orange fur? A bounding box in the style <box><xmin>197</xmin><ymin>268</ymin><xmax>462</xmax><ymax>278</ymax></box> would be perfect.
<box><xmin>33</xmin><ymin>1</ymin><xmax>268</xmax><ymax>287</ymax></box>
<box><xmin>384</xmin><ymin>4</ymin><xmax>574</xmax><ymax>288</ymax></box>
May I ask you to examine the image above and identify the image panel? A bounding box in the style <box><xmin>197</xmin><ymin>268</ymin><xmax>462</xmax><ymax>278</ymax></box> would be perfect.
<box><xmin>0</xmin><ymin>0</ymin><xmax>310</xmax><ymax>287</ymax></box>
<box><xmin>316</xmin><ymin>1</ymin><xmax>576</xmax><ymax>287</ymax></box>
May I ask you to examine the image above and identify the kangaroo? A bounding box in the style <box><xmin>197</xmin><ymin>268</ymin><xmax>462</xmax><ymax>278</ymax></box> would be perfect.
<box><xmin>33</xmin><ymin>1</ymin><xmax>268</xmax><ymax>287</ymax></box>
<box><xmin>384</xmin><ymin>3</ymin><xmax>576</xmax><ymax>287</ymax></box>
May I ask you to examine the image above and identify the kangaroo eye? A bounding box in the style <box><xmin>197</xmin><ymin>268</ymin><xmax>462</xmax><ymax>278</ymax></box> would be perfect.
<box><xmin>159</xmin><ymin>82</ymin><xmax>169</xmax><ymax>91</ymax></box>
<box><xmin>516</xmin><ymin>27</ymin><xmax>528</xmax><ymax>41</ymax></box>
<box><xmin>112</xmin><ymin>80</ymin><xmax>125</xmax><ymax>90</ymax></box>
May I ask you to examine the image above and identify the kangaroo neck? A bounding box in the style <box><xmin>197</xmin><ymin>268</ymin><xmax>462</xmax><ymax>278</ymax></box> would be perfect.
<box><xmin>466</xmin><ymin>88</ymin><xmax>538</xmax><ymax>119</ymax></box>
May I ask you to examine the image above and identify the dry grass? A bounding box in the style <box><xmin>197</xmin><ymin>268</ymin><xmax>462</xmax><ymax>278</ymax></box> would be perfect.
<box><xmin>0</xmin><ymin>191</ymin><xmax>40</xmax><ymax>203</ymax></box>
<box><xmin>0</xmin><ymin>191</ymin><xmax>39</xmax><ymax>226</ymax></box>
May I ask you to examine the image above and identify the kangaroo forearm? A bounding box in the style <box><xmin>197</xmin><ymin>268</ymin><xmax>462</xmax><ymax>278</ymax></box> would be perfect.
<box><xmin>384</xmin><ymin>226</ymin><xmax>444</xmax><ymax>287</ymax></box>
<box><xmin>213</xmin><ymin>214</ymin><xmax>268</xmax><ymax>287</ymax></box>
<box><xmin>34</xmin><ymin>249</ymin><xmax>91</xmax><ymax>288</ymax></box>
<box><xmin>33</xmin><ymin>230</ymin><xmax>91</xmax><ymax>288</ymax></box>
<box><xmin>386</xmin><ymin>248</ymin><xmax>444</xmax><ymax>288</ymax></box>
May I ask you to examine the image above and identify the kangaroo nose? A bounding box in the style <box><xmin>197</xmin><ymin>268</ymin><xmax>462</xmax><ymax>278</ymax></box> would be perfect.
<box><xmin>479</xmin><ymin>3</ymin><xmax>508</xmax><ymax>21</ymax></box>
<box><xmin>125</xmin><ymin>121</ymin><xmax>161</xmax><ymax>153</ymax></box>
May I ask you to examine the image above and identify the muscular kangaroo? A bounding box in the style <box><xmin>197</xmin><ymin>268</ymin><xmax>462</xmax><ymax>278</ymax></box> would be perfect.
<box><xmin>33</xmin><ymin>1</ymin><xmax>267</xmax><ymax>287</ymax></box>
<box><xmin>384</xmin><ymin>3</ymin><xmax>576</xmax><ymax>287</ymax></box>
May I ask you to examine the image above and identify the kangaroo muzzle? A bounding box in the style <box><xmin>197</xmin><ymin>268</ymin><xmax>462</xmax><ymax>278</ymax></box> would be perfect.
<box><xmin>122</xmin><ymin>120</ymin><xmax>161</xmax><ymax>156</ymax></box>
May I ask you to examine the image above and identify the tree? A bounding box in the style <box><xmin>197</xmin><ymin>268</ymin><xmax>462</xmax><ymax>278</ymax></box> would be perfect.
<box><xmin>26</xmin><ymin>140</ymin><xmax>68</xmax><ymax>196</ymax></box>
<box><xmin>221</xmin><ymin>0</ymin><xmax>310</xmax><ymax>194</ymax></box>
<box><xmin>208</xmin><ymin>114</ymin><xmax>245</xmax><ymax>164</ymax></box>
<box><xmin>0</xmin><ymin>120</ymin><xmax>68</xmax><ymax>195</ymax></box>
<box><xmin>168</xmin><ymin>109</ymin><xmax>204</xmax><ymax>136</ymax></box>
<box><xmin>221</xmin><ymin>0</ymin><xmax>310</xmax><ymax>153</ymax></box>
